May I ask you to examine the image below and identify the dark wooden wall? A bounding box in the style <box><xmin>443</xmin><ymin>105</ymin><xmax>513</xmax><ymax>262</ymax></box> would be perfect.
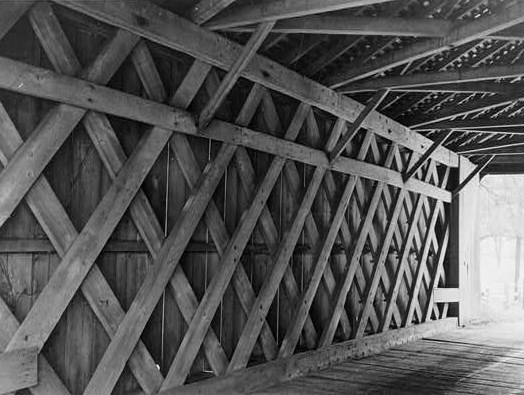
<box><xmin>0</xmin><ymin>4</ymin><xmax>460</xmax><ymax>395</ymax></box>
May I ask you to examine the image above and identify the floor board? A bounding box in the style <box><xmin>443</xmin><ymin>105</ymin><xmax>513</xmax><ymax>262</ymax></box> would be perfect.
<box><xmin>253</xmin><ymin>322</ymin><xmax>524</xmax><ymax>394</ymax></box>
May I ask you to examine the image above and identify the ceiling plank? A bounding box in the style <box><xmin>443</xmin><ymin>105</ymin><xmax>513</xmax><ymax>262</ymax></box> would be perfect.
<box><xmin>224</xmin><ymin>15</ymin><xmax>452</xmax><ymax>37</ymax></box>
<box><xmin>204</xmin><ymin>0</ymin><xmax>397</xmax><ymax>30</ymax></box>
<box><xmin>328</xmin><ymin>1</ymin><xmax>524</xmax><ymax>88</ymax></box>
<box><xmin>189</xmin><ymin>0</ymin><xmax>237</xmax><ymax>25</ymax></box>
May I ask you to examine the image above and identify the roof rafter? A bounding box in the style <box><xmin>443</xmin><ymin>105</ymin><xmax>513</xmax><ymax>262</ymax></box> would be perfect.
<box><xmin>328</xmin><ymin>1</ymin><xmax>524</xmax><ymax>88</ymax></box>
<box><xmin>204</xmin><ymin>0</ymin><xmax>397</xmax><ymax>30</ymax></box>
<box><xmin>224</xmin><ymin>15</ymin><xmax>453</xmax><ymax>37</ymax></box>
<box><xmin>341</xmin><ymin>64</ymin><xmax>524</xmax><ymax>92</ymax></box>
<box><xmin>415</xmin><ymin>117</ymin><xmax>524</xmax><ymax>131</ymax></box>
<box><xmin>189</xmin><ymin>0</ymin><xmax>237</xmax><ymax>25</ymax></box>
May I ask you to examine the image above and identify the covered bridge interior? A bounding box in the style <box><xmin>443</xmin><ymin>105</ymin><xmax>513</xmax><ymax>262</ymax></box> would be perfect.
<box><xmin>0</xmin><ymin>0</ymin><xmax>521</xmax><ymax>394</ymax></box>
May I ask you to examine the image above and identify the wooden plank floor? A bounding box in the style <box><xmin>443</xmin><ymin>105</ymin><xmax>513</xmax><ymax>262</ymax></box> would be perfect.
<box><xmin>254</xmin><ymin>322</ymin><xmax>524</xmax><ymax>394</ymax></box>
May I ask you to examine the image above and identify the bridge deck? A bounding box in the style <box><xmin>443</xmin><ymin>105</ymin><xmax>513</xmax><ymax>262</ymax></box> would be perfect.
<box><xmin>254</xmin><ymin>322</ymin><xmax>524</xmax><ymax>394</ymax></box>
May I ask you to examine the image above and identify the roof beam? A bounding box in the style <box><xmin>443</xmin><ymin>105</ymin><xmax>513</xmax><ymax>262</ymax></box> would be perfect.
<box><xmin>457</xmin><ymin>138</ymin><xmax>524</xmax><ymax>155</ymax></box>
<box><xmin>204</xmin><ymin>0</ymin><xmax>396</xmax><ymax>30</ymax></box>
<box><xmin>414</xmin><ymin>117</ymin><xmax>524</xmax><ymax>131</ymax></box>
<box><xmin>223</xmin><ymin>15</ymin><xmax>452</xmax><ymax>37</ymax></box>
<box><xmin>408</xmin><ymin>94</ymin><xmax>521</xmax><ymax>128</ymax></box>
<box><xmin>189</xmin><ymin>0</ymin><xmax>237</xmax><ymax>25</ymax></box>
<box><xmin>52</xmin><ymin>0</ymin><xmax>458</xmax><ymax>167</ymax></box>
<box><xmin>340</xmin><ymin>64</ymin><xmax>524</xmax><ymax>93</ymax></box>
<box><xmin>328</xmin><ymin>1</ymin><xmax>524</xmax><ymax>88</ymax></box>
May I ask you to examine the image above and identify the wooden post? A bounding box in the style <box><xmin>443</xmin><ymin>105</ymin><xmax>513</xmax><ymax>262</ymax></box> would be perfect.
<box><xmin>449</xmin><ymin>156</ymin><xmax>481</xmax><ymax>325</ymax></box>
<box><xmin>515</xmin><ymin>236</ymin><xmax>521</xmax><ymax>301</ymax></box>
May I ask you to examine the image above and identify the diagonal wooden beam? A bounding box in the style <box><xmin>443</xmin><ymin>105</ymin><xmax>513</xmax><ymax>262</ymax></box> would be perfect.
<box><xmin>52</xmin><ymin>0</ymin><xmax>458</xmax><ymax>168</ymax></box>
<box><xmin>190</xmin><ymin>0</ymin><xmax>238</xmax><ymax>25</ymax></box>
<box><xmin>226</xmin><ymin>108</ymin><xmax>368</xmax><ymax>372</ymax></box>
<box><xmin>453</xmin><ymin>156</ymin><xmax>494</xmax><ymax>195</ymax></box>
<box><xmin>83</xmin><ymin>141</ymin><xmax>236</xmax><ymax>395</ymax></box>
<box><xmin>379</xmin><ymin>161</ymin><xmax>438</xmax><ymax>332</ymax></box>
<box><xmin>30</xmin><ymin>6</ymin><xmax>230</xmax><ymax>381</ymax></box>
<box><xmin>260</xmin><ymin>99</ymin><xmax>353</xmax><ymax>339</ymax></box>
<box><xmin>0</xmin><ymin>1</ymin><xmax>35</xmax><ymax>40</ymax></box>
<box><xmin>227</xmin><ymin>95</ymin><xmax>320</xmax><ymax>348</ymax></box>
<box><xmin>160</xmin><ymin>103</ymin><xmax>310</xmax><ymax>389</ymax></box>
<box><xmin>403</xmin><ymin>196</ymin><xmax>443</xmax><ymax>326</ymax></box>
<box><xmin>0</xmin><ymin>101</ymin><xmax>163</xmax><ymax>395</ymax></box>
<box><xmin>0</xmin><ymin>55</ymin><xmax>451</xmax><ymax>202</ymax></box>
<box><xmin>317</xmin><ymin>142</ymin><xmax>397</xmax><ymax>346</ymax></box>
<box><xmin>5</xmin><ymin>126</ymin><xmax>171</xmax><ymax>354</ymax></box>
<box><xmin>225</xmin><ymin>15</ymin><xmax>452</xmax><ymax>37</ymax></box>
<box><xmin>203</xmin><ymin>0</ymin><xmax>396</xmax><ymax>30</ymax></box>
<box><xmin>227</xmin><ymin>165</ymin><xmax>326</xmax><ymax>373</ymax></box>
<box><xmin>0</xmin><ymin>347</ymin><xmax>37</xmax><ymax>394</ymax></box>
<box><xmin>201</xmin><ymin>68</ymin><xmax>320</xmax><ymax>347</ymax></box>
<box><xmin>157</xmin><ymin>62</ymin><xmax>278</xmax><ymax>360</ymax></box>
<box><xmin>403</xmin><ymin>162</ymin><xmax>449</xmax><ymax>323</ymax></box>
<box><xmin>328</xmin><ymin>1</ymin><xmax>524</xmax><ymax>87</ymax></box>
<box><xmin>329</xmin><ymin>90</ymin><xmax>389</xmax><ymax>162</ymax></box>
<box><xmin>422</xmin><ymin>227</ymin><xmax>450</xmax><ymax>322</ymax></box>
<box><xmin>354</xmin><ymin>186</ymin><xmax>406</xmax><ymax>338</ymax></box>
<box><xmin>404</xmin><ymin>131</ymin><xmax>453</xmax><ymax>182</ymax></box>
<box><xmin>0</xmin><ymin>28</ymin><xmax>141</xmax><ymax>229</ymax></box>
<box><xmin>304</xmin><ymin>114</ymin><xmax>385</xmax><ymax>332</ymax></box>
<box><xmin>198</xmin><ymin>21</ymin><xmax>274</xmax><ymax>128</ymax></box>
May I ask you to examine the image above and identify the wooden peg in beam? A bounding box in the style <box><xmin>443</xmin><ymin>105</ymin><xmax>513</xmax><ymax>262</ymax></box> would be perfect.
<box><xmin>328</xmin><ymin>89</ymin><xmax>389</xmax><ymax>163</ymax></box>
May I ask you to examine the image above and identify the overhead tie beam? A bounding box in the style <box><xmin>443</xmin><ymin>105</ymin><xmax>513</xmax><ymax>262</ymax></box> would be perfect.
<box><xmin>204</xmin><ymin>0</ymin><xmax>397</xmax><ymax>30</ymax></box>
<box><xmin>329</xmin><ymin>89</ymin><xmax>389</xmax><ymax>162</ymax></box>
<box><xmin>453</xmin><ymin>156</ymin><xmax>495</xmax><ymax>196</ymax></box>
<box><xmin>404</xmin><ymin>131</ymin><xmax>453</xmax><ymax>182</ymax></box>
<box><xmin>327</xmin><ymin>1</ymin><xmax>524</xmax><ymax>88</ymax></box>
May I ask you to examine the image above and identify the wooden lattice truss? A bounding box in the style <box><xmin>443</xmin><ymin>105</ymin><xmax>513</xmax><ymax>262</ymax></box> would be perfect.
<box><xmin>0</xmin><ymin>1</ymin><xmax>462</xmax><ymax>394</ymax></box>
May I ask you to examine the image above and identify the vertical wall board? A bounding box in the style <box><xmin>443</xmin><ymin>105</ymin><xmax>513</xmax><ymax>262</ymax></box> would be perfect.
<box><xmin>450</xmin><ymin>156</ymin><xmax>480</xmax><ymax>325</ymax></box>
<box><xmin>42</xmin><ymin>254</ymin><xmax>68</xmax><ymax>391</ymax></box>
